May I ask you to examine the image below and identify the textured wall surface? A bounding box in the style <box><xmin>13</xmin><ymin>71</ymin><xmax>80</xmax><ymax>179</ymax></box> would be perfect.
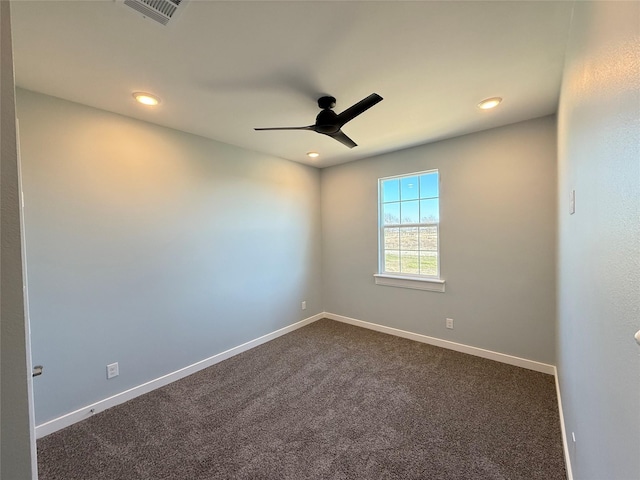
<box><xmin>16</xmin><ymin>89</ymin><xmax>322</xmax><ymax>425</ymax></box>
<box><xmin>322</xmin><ymin>116</ymin><xmax>558</xmax><ymax>364</ymax></box>
<box><xmin>0</xmin><ymin>1</ymin><xmax>37</xmax><ymax>478</ymax></box>
<box><xmin>557</xmin><ymin>2</ymin><xmax>640</xmax><ymax>479</ymax></box>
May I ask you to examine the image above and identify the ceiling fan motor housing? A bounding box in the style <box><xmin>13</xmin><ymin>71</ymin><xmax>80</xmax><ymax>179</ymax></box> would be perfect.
<box><xmin>315</xmin><ymin>109</ymin><xmax>340</xmax><ymax>133</ymax></box>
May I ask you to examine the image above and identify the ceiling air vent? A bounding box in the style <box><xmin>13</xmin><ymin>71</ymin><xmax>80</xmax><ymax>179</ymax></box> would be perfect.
<box><xmin>122</xmin><ymin>0</ymin><xmax>186</xmax><ymax>26</ymax></box>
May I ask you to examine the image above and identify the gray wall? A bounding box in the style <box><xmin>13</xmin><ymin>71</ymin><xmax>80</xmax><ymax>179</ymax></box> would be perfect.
<box><xmin>322</xmin><ymin>116</ymin><xmax>557</xmax><ymax>364</ymax></box>
<box><xmin>0</xmin><ymin>1</ymin><xmax>37</xmax><ymax>477</ymax></box>
<box><xmin>557</xmin><ymin>2</ymin><xmax>640</xmax><ymax>478</ymax></box>
<box><xmin>16</xmin><ymin>89</ymin><xmax>323</xmax><ymax>425</ymax></box>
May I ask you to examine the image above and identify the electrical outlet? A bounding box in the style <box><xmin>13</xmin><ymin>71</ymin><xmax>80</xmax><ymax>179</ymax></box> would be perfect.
<box><xmin>301</xmin><ymin>301</ymin><xmax>307</xmax><ymax>311</ymax></box>
<box><xmin>446</xmin><ymin>318</ymin><xmax>454</xmax><ymax>329</ymax></box>
<box><xmin>106</xmin><ymin>362</ymin><xmax>119</xmax><ymax>379</ymax></box>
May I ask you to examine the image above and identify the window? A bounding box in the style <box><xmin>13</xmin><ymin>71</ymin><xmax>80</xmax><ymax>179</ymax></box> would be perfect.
<box><xmin>376</xmin><ymin>170</ymin><xmax>444</xmax><ymax>291</ymax></box>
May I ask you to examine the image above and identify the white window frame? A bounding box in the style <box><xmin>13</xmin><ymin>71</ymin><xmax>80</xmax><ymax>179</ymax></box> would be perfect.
<box><xmin>374</xmin><ymin>169</ymin><xmax>445</xmax><ymax>292</ymax></box>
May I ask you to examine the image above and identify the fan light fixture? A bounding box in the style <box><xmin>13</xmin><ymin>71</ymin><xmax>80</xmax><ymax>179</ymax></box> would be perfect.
<box><xmin>133</xmin><ymin>92</ymin><xmax>160</xmax><ymax>106</ymax></box>
<box><xmin>477</xmin><ymin>97</ymin><xmax>502</xmax><ymax>110</ymax></box>
<box><xmin>307</xmin><ymin>152</ymin><xmax>320</xmax><ymax>158</ymax></box>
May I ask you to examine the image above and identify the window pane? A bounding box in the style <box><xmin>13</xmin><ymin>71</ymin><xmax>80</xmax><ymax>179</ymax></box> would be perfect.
<box><xmin>401</xmin><ymin>200</ymin><xmax>419</xmax><ymax>224</ymax></box>
<box><xmin>420</xmin><ymin>198</ymin><xmax>439</xmax><ymax>223</ymax></box>
<box><xmin>385</xmin><ymin>251</ymin><xmax>400</xmax><ymax>272</ymax></box>
<box><xmin>400</xmin><ymin>176</ymin><xmax>419</xmax><ymax>201</ymax></box>
<box><xmin>383</xmin><ymin>203</ymin><xmax>400</xmax><ymax>225</ymax></box>
<box><xmin>419</xmin><ymin>172</ymin><xmax>439</xmax><ymax>199</ymax></box>
<box><xmin>420</xmin><ymin>252</ymin><xmax>438</xmax><ymax>276</ymax></box>
<box><xmin>384</xmin><ymin>228</ymin><xmax>400</xmax><ymax>250</ymax></box>
<box><xmin>419</xmin><ymin>226</ymin><xmax>438</xmax><ymax>250</ymax></box>
<box><xmin>399</xmin><ymin>227</ymin><xmax>418</xmax><ymax>250</ymax></box>
<box><xmin>379</xmin><ymin>170</ymin><xmax>440</xmax><ymax>280</ymax></box>
<box><xmin>382</xmin><ymin>179</ymin><xmax>400</xmax><ymax>203</ymax></box>
<box><xmin>400</xmin><ymin>251</ymin><xmax>419</xmax><ymax>274</ymax></box>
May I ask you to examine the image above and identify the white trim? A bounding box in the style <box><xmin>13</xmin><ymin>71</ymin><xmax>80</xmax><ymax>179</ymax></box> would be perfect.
<box><xmin>36</xmin><ymin>307</ymin><xmax>566</xmax><ymax>480</ymax></box>
<box><xmin>17</xmin><ymin>119</ymin><xmax>39</xmax><ymax>479</ymax></box>
<box><xmin>35</xmin><ymin>313</ymin><xmax>324</xmax><ymax>438</ymax></box>
<box><xmin>554</xmin><ymin>366</ymin><xmax>574</xmax><ymax>480</ymax></box>
<box><xmin>373</xmin><ymin>273</ymin><xmax>445</xmax><ymax>292</ymax></box>
<box><xmin>324</xmin><ymin>312</ymin><xmax>555</xmax><ymax>374</ymax></box>
<box><xmin>378</xmin><ymin>170</ymin><xmax>441</xmax><ymax>280</ymax></box>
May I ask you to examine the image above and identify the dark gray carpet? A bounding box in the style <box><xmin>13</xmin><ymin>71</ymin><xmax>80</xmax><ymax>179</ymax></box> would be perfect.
<box><xmin>37</xmin><ymin>319</ymin><xmax>566</xmax><ymax>479</ymax></box>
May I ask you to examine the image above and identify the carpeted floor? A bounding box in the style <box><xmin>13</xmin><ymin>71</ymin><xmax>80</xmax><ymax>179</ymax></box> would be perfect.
<box><xmin>37</xmin><ymin>319</ymin><xmax>566</xmax><ymax>479</ymax></box>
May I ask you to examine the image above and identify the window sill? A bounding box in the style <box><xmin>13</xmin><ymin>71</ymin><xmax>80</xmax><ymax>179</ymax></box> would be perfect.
<box><xmin>373</xmin><ymin>274</ymin><xmax>445</xmax><ymax>292</ymax></box>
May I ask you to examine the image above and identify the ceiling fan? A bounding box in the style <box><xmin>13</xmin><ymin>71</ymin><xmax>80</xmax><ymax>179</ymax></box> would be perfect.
<box><xmin>255</xmin><ymin>93</ymin><xmax>383</xmax><ymax>148</ymax></box>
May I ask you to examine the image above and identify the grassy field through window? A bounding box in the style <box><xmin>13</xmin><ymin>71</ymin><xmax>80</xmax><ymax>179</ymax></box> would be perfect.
<box><xmin>384</xmin><ymin>252</ymin><xmax>437</xmax><ymax>276</ymax></box>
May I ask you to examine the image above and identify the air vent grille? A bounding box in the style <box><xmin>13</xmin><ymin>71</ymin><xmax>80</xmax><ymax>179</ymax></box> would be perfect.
<box><xmin>123</xmin><ymin>0</ymin><xmax>184</xmax><ymax>26</ymax></box>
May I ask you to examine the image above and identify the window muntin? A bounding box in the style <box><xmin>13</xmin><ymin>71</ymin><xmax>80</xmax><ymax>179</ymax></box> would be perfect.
<box><xmin>379</xmin><ymin>170</ymin><xmax>439</xmax><ymax>278</ymax></box>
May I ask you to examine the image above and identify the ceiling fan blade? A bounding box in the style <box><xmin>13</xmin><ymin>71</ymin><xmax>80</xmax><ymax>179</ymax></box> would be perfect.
<box><xmin>336</xmin><ymin>93</ymin><xmax>383</xmax><ymax>126</ymax></box>
<box><xmin>254</xmin><ymin>126</ymin><xmax>314</xmax><ymax>131</ymax></box>
<box><xmin>326</xmin><ymin>130</ymin><xmax>357</xmax><ymax>149</ymax></box>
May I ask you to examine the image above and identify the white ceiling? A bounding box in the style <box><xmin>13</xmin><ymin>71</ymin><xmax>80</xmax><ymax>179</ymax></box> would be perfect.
<box><xmin>10</xmin><ymin>0</ymin><xmax>574</xmax><ymax>168</ymax></box>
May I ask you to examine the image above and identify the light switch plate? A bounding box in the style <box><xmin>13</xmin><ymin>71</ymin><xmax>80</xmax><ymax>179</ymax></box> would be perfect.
<box><xmin>570</xmin><ymin>190</ymin><xmax>575</xmax><ymax>215</ymax></box>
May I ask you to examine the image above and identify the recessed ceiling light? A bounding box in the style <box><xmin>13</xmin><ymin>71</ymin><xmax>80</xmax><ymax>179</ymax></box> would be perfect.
<box><xmin>307</xmin><ymin>152</ymin><xmax>320</xmax><ymax>158</ymax></box>
<box><xmin>133</xmin><ymin>92</ymin><xmax>160</xmax><ymax>106</ymax></box>
<box><xmin>477</xmin><ymin>97</ymin><xmax>502</xmax><ymax>110</ymax></box>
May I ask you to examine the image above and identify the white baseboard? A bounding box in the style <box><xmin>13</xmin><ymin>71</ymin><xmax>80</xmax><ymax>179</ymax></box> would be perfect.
<box><xmin>324</xmin><ymin>312</ymin><xmax>556</xmax><ymax>375</ymax></box>
<box><xmin>37</xmin><ymin>310</ymin><xmax>565</xmax><ymax>466</ymax></box>
<box><xmin>554</xmin><ymin>367</ymin><xmax>574</xmax><ymax>480</ymax></box>
<box><xmin>35</xmin><ymin>313</ymin><xmax>324</xmax><ymax>438</ymax></box>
